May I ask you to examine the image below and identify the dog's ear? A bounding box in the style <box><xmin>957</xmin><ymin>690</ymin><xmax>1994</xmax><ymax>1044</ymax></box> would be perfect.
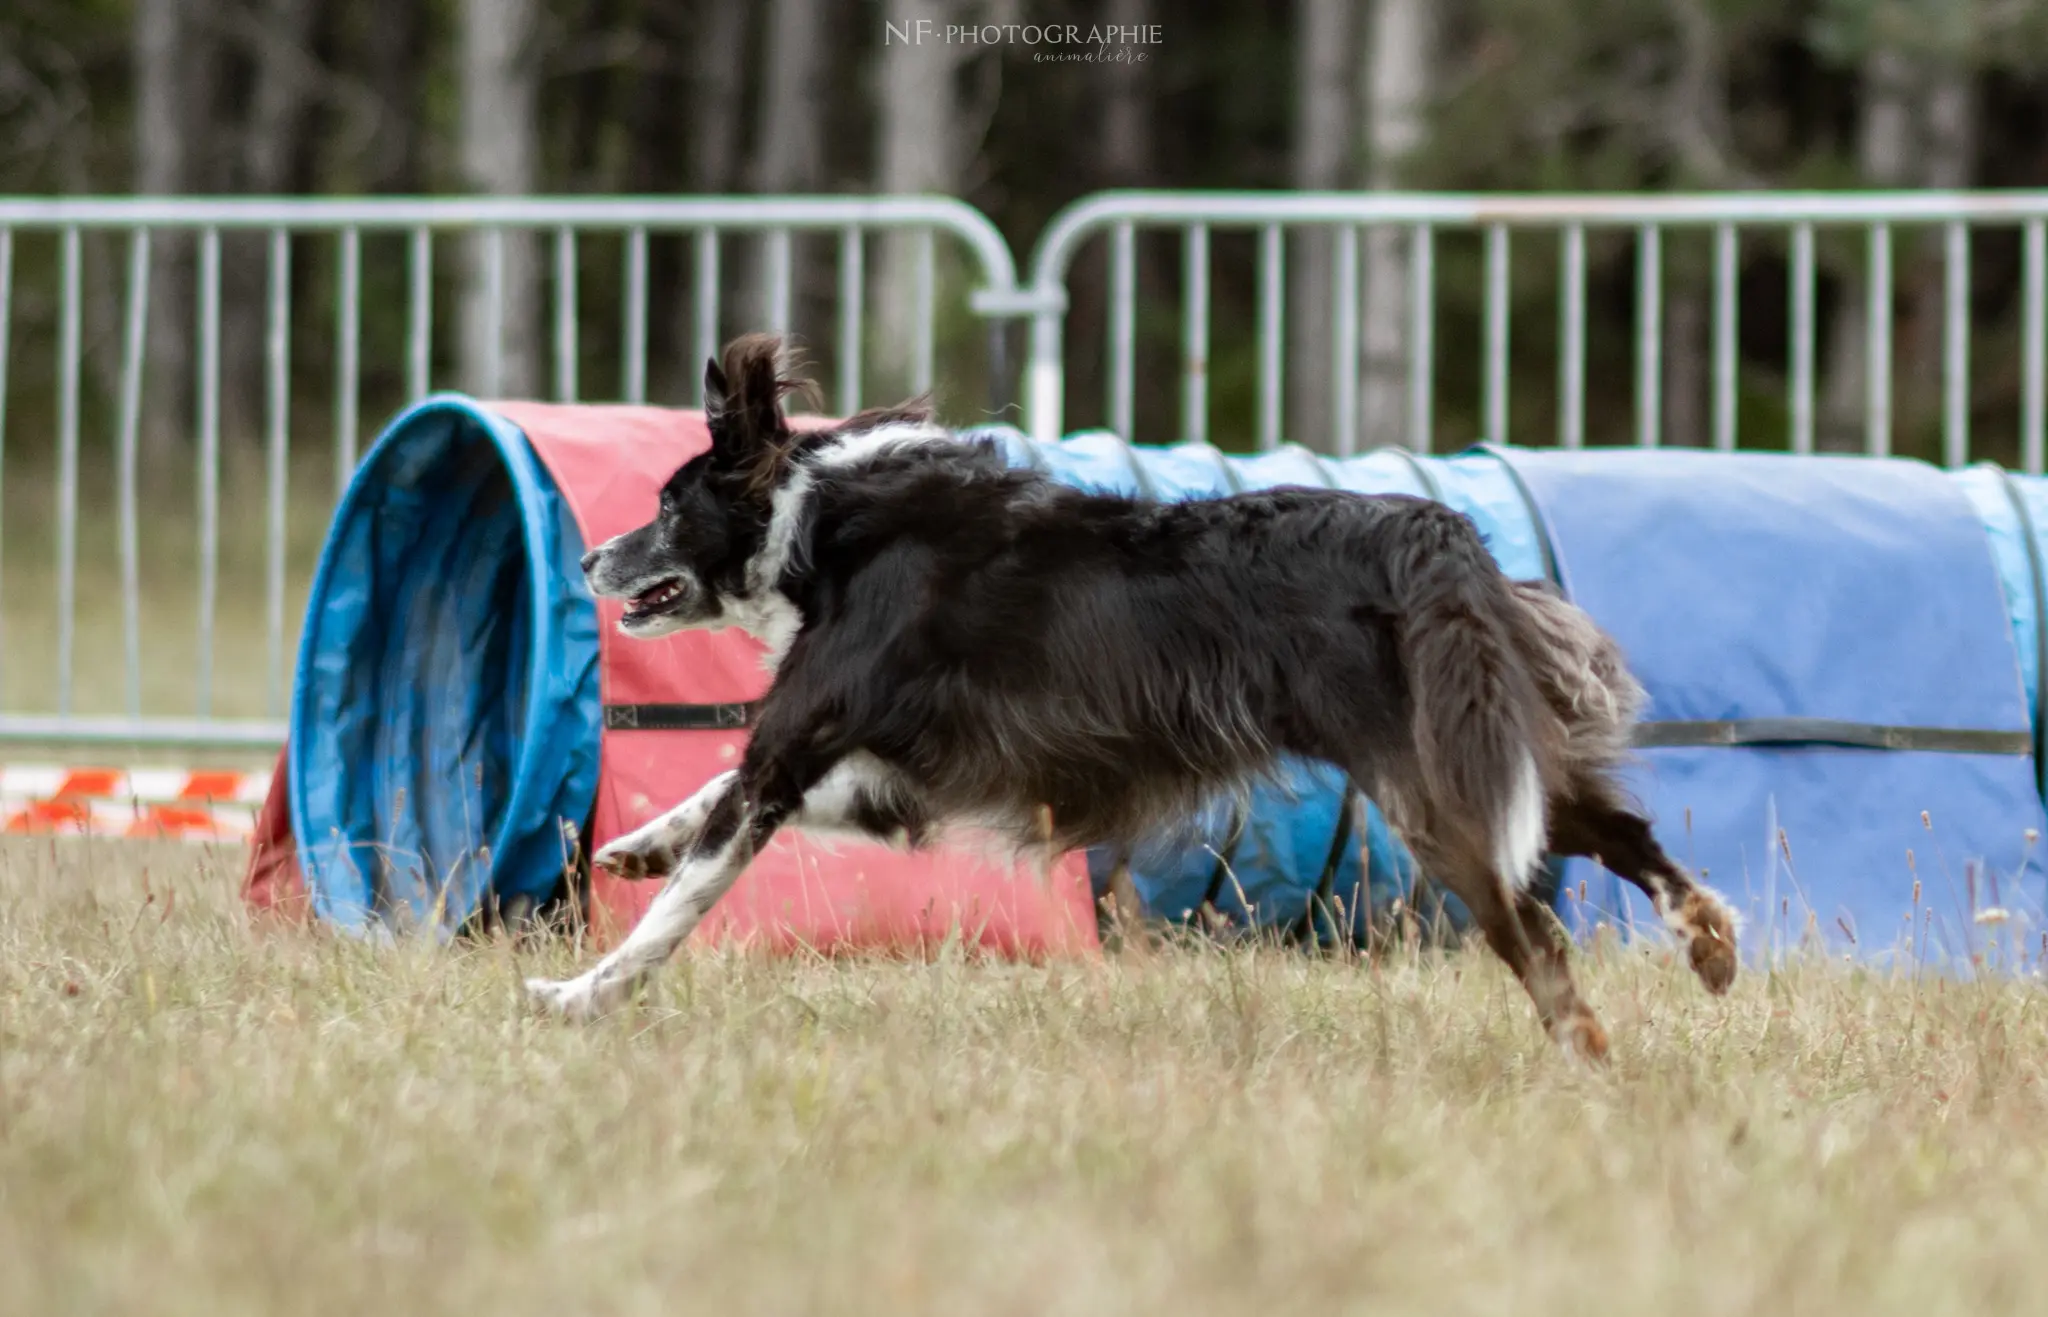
<box><xmin>704</xmin><ymin>333</ymin><xmax>817</xmax><ymax>491</ymax></box>
<box><xmin>703</xmin><ymin>354</ymin><xmax>732</xmax><ymax>421</ymax></box>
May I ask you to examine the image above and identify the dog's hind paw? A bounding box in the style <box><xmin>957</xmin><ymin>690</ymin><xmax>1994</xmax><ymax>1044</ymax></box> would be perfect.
<box><xmin>1556</xmin><ymin>1008</ymin><xmax>1611</xmax><ymax>1066</ymax></box>
<box><xmin>1680</xmin><ymin>890</ymin><xmax>1740</xmax><ymax>996</ymax></box>
<box><xmin>525</xmin><ymin>974</ymin><xmax>613</xmax><ymax>1023</ymax></box>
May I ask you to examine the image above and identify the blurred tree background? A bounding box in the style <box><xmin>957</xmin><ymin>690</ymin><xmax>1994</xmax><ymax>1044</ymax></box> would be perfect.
<box><xmin>5</xmin><ymin>0</ymin><xmax>2048</xmax><ymax>462</ymax></box>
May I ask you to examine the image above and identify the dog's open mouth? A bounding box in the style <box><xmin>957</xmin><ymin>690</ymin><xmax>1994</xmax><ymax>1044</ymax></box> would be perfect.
<box><xmin>622</xmin><ymin>577</ymin><xmax>686</xmax><ymax>620</ymax></box>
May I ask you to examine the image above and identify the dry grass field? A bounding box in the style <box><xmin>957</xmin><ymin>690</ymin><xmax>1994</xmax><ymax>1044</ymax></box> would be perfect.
<box><xmin>3</xmin><ymin>835</ymin><xmax>2046</xmax><ymax>1317</ymax></box>
<box><xmin>0</xmin><ymin>441</ymin><xmax>2040</xmax><ymax>1314</ymax></box>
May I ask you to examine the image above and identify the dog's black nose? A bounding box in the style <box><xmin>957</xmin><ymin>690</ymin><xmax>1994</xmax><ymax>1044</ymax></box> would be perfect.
<box><xmin>580</xmin><ymin>548</ymin><xmax>601</xmax><ymax>575</ymax></box>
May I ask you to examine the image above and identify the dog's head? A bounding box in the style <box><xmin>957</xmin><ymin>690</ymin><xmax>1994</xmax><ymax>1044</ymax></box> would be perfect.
<box><xmin>581</xmin><ymin>333</ymin><xmax>816</xmax><ymax>637</ymax></box>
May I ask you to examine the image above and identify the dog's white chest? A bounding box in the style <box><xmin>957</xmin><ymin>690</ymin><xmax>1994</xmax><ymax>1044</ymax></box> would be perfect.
<box><xmin>722</xmin><ymin>592</ymin><xmax>804</xmax><ymax>673</ymax></box>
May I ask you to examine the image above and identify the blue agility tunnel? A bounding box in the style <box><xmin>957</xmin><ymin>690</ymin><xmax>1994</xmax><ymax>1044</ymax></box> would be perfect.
<box><xmin>288</xmin><ymin>396</ymin><xmax>2048</xmax><ymax>968</ymax></box>
<box><xmin>288</xmin><ymin>399</ymin><xmax>600</xmax><ymax>934</ymax></box>
<box><xmin>971</xmin><ymin>426</ymin><xmax>2048</xmax><ymax>968</ymax></box>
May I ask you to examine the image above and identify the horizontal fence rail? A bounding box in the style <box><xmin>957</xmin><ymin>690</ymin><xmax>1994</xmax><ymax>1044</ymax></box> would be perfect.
<box><xmin>0</xmin><ymin>195</ymin><xmax>1020</xmax><ymax>752</ymax></box>
<box><xmin>1022</xmin><ymin>190</ymin><xmax>2048</xmax><ymax>469</ymax></box>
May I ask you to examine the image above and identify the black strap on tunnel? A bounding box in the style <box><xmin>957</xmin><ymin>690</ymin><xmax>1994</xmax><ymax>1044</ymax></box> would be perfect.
<box><xmin>1469</xmin><ymin>447</ymin><xmax>2029</xmax><ymax>760</ymax></box>
<box><xmin>1632</xmin><ymin>718</ymin><xmax>2031</xmax><ymax>755</ymax></box>
<box><xmin>1997</xmin><ymin>469</ymin><xmax>2048</xmax><ymax>801</ymax></box>
<box><xmin>1291</xmin><ymin>777</ymin><xmax>1361</xmax><ymax>949</ymax></box>
<box><xmin>1196</xmin><ymin>803</ymin><xmax>1251</xmax><ymax>917</ymax></box>
<box><xmin>603</xmin><ymin>702</ymin><xmax>757</xmax><ymax>731</ymax></box>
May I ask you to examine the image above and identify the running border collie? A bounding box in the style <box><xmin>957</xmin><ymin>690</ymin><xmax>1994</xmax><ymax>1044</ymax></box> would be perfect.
<box><xmin>525</xmin><ymin>334</ymin><xmax>1738</xmax><ymax>1058</ymax></box>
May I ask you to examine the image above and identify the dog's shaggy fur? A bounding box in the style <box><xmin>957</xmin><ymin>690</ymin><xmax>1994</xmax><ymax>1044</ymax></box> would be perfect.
<box><xmin>526</xmin><ymin>334</ymin><xmax>1738</xmax><ymax>1057</ymax></box>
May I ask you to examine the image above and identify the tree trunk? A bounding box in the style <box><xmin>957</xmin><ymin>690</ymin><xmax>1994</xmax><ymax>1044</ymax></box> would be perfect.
<box><xmin>690</xmin><ymin>3</ymin><xmax>748</xmax><ymax>194</ymax></box>
<box><xmin>750</xmin><ymin>0</ymin><xmax>825</xmax><ymax>195</ymax></box>
<box><xmin>1099</xmin><ymin>0</ymin><xmax>1153</xmax><ymax>185</ymax></box>
<box><xmin>1288</xmin><ymin>0</ymin><xmax>1353</xmax><ymax>453</ymax></box>
<box><xmin>1359</xmin><ymin>0</ymin><xmax>1434</xmax><ymax>451</ymax></box>
<box><xmin>1904</xmin><ymin>60</ymin><xmax>1977</xmax><ymax>450</ymax></box>
<box><xmin>1662</xmin><ymin>0</ymin><xmax>1744</xmax><ymax>451</ymax></box>
<box><xmin>745</xmin><ymin>0</ymin><xmax>828</xmax><ymax>340</ymax></box>
<box><xmin>1666</xmin><ymin>289</ymin><xmax>1707</xmax><ymax>448</ymax></box>
<box><xmin>1096</xmin><ymin>0</ymin><xmax>1155</xmax><ymax>435</ymax></box>
<box><xmin>873</xmin><ymin>0</ymin><xmax>966</xmax><ymax>402</ymax></box>
<box><xmin>134</xmin><ymin>0</ymin><xmax>193</xmax><ymax>455</ymax></box>
<box><xmin>222</xmin><ymin>0</ymin><xmax>319</xmax><ymax>442</ymax></box>
<box><xmin>458</xmin><ymin>0</ymin><xmax>543</xmax><ymax>399</ymax></box>
<box><xmin>661</xmin><ymin>1</ymin><xmax>750</xmax><ymax>402</ymax></box>
<box><xmin>361</xmin><ymin>0</ymin><xmax>425</xmax><ymax>191</ymax></box>
<box><xmin>1820</xmin><ymin>48</ymin><xmax>1915</xmax><ymax>453</ymax></box>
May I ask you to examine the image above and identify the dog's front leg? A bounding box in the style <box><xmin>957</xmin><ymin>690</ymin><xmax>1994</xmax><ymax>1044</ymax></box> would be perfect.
<box><xmin>589</xmin><ymin>770</ymin><xmax>738</xmax><ymax>880</ymax></box>
<box><xmin>526</xmin><ymin>739</ymin><xmax>861</xmax><ymax>1020</ymax></box>
<box><xmin>525</xmin><ymin>771</ymin><xmax>755</xmax><ymax>1021</ymax></box>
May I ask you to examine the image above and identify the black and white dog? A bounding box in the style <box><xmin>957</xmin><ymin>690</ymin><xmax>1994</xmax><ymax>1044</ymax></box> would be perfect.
<box><xmin>525</xmin><ymin>334</ymin><xmax>1737</xmax><ymax>1057</ymax></box>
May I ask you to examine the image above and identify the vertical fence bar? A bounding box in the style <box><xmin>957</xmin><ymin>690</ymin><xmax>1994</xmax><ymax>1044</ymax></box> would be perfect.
<box><xmin>1182</xmin><ymin>225</ymin><xmax>1209</xmax><ymax>445</ymax></box>
<box><xmin>1030</xmin><ymin>303</ymin><xmax>1064</xmax><ymax>444</ymax></box>
<box><xmin>407</xmin><ymin>227</ymin><xmax>432</xmax><ymax>401</ymax></box>
<box><xmin>1484</xmin><ymin>224</ymin><xmax>1510</xmax><ymax>446</ymax></box>
<box><xmin>1257</xmin><ymin>223</ymin><xmax>1283</xmax><ymax>451</ymax></box>
<box><xmin>0</xmin><ymin>228</ymin><xmax>12</xmax><ymax>700</ymax></box>
<box><xmin>912</xmin><ymin>227</ymin><xmax>936</xmax><ymax>397</ymax></box>
<box><xmin>1713</xmin><ymin>223</ymin><xmax>1738</xmax><ymax>451</ymax></box>
<box><xmin>837</xmin><ymin>226</ymin><xmax>863</xmax><ymax>416</ymax></box>
<box><xmin>1944</xmin><ymin>220</ymin><xmax>1970</xmax><ymax>469</ymax></box>
<box><xmin>623</xmin><ymin>226</ymin><xmax>648</xmax><ymax>404</ymax></box>
<box><xmin>335</xmin><ymin>227</ymin><xmax>360</xmax><ymax>497</ymax></box>
<box><xmin>1108</xmin><ymin>221</ymin><xmax>1136</xmax><ymax>441</ymax></box>
<box><xmin>264</xmin><ymin>230</ymin><xmax>294</xmax><ymax>706</ymax></box>
<box><xmin>2026</xmin><ymin>219</ymin><xmax>2046</xmax><ymax>476</ymax></box>
<box><xmin>196</xmin><ymin>226</ymin><xmax>221</xmax><ymax>716</ymax></box>
<box><xmin>55</xmin><ymin>227</ymin><xmax>81</xmax><ymax>717</ymax></box>
<box><xmin>481</xmin><ymin>227</ymin><xmax>505</xmax><ymax>397</ymax></box>
<box><xmin>694</xmin><ymin>229</ymin><xmax>720</xmax><ymax>405</ymax></box>
<box><xmin>987</xmin><ymin>318</ymin><xmax>1011</xmax><ymax>421</ymax></box>
<box><xmin>1560</xmin><ymin>225</ymin><xmax>1586</xmax><ymax>448</ymax></box>
<box><xmin>1866</xmin><ymin>223</ymin><xmax>1892</xmax><ymax>459</ymax></box>
<box><xmin>117</xmin><ymin>231</ymin><xmax>149</xmax><ymax>719</ymax></box>
<box><xmin>1636</xmin><ymin>224</ymin><xmax>1662</xmax><ymax>448</ymax></box>
<box><xmin>265</xmin><ymin>229</ymin><xmax>291</xmax><ymax>718</ymax></box>
<box><xmin>1333</xmin><ymin>225</ymin><xmax>1360</xmax><ymax>456</ymax></box>
<box><xmin>1790</xmin><ymin>222</ymin><xmax>1815</xmax><ymax>455</ymax></box>
<box><xmin>1408</xmin><ymin>223</ymin><xmax>1434</xmax><ymax>453</ymax></box>
<box><xmin>766</xmin><ymin>228</ymin><xmax>792</xmax><ymax>339</ymax></box>
<box><xmin>553</xmin><ymin>226</ymin><xmax>578</xmax><ymax>402</ymax></box>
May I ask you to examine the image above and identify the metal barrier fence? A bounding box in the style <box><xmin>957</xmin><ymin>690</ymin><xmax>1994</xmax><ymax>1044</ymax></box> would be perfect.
<box><xmin>0</xmin><ymin>195</ymin><xmax>1019</xmax><ymax>751</ymax></box>
<box><xmin>1022</xmin><ymin>190</ymin><xmax>2048</xmax><ymax>469</ymax></box>
<box><xmin>10</xmin><ymin>188</ymin><xmax>2048</xmax><ymax>755</ymax></box>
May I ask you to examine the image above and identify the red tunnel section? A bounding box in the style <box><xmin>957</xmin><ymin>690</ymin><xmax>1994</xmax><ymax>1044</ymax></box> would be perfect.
<box><xmin>249</xmin><ymin>401</ymin><xmax>1100</xmax><ymax>960</ymax></box>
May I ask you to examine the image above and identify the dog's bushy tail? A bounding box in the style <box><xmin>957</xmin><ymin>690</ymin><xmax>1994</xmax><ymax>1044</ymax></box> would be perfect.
<box><xmin>1387</xmin><ymin>505</ymin><xmax>1555</xmax><ymax>893</ymax></box>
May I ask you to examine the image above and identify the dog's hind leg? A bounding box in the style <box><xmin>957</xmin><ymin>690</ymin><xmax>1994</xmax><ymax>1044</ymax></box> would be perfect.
<box><xmin>1546</xmin><ymin>787</ymin><xmax>1738</xmax><ymax>995</ymax></box>
<box><xmin>1479</xmin><ymin>881</ymin><xmax>1608</xmax><ymax>1063</ymax></box>
<box><xmin>1382</xmin><ymin>805</ymin><xmax>1608</xmax><ymax>1062</ymax></box>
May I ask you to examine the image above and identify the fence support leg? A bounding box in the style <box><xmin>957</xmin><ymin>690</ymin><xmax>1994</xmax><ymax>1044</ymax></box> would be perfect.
<box><xmin>987</xmin><ymin>319</ymin><xmax>1012</xmax><ymax>421</ymax></box>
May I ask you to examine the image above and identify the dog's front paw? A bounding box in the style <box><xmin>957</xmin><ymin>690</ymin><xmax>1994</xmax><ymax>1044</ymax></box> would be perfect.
<box><xmin>525</xmin><ymin>974</ymin><xmax>614</xmax><ymax>1023</ymax></box>
<box><xmin>593</xmin><ymin>832</ymin><xmax>674</xmax><ymax>880</ymax></box>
